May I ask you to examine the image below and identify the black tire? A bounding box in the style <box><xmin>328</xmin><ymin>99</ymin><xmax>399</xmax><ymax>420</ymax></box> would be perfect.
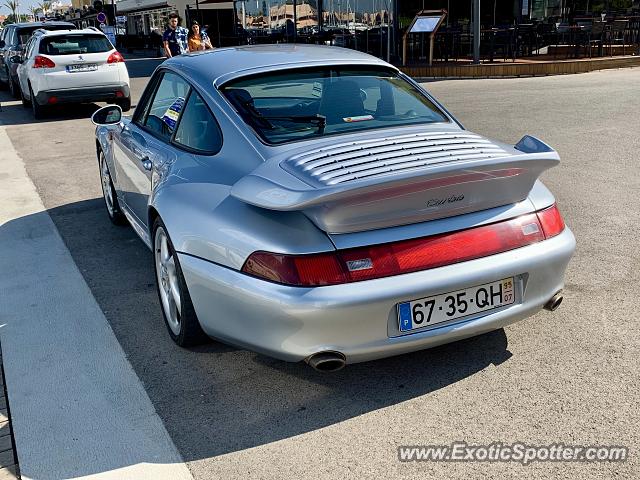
<box><xmin>0</xmin><ymin>68</ymin><xmax>9</xmax><ymax>90</ymax></box>
<box><xmin>152</xmin><ymin>216</ymin><xmax>209</xmax><ymax>347</ymax></box>
<box><xmin>115</xmin><ymin>96</ymin><xmax>131</xmax><ymax>112</ymax></box>
<box><xmin>30</xmin><ymin>86</ymin><xmax>46</xmax><ymax>120</ymax></box>
<box><xmin>98</xmin><ymin>151</ymin><xmax>127</xmax><ymax>225</ymax></box>
<box><xmin>8</xmin><ymin>76</ymin><xmax>19</xmax><ymax>98</ymax></box>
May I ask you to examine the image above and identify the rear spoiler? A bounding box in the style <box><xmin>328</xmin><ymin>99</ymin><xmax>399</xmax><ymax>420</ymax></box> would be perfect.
<box><xmin>230</xmin><ymin>134</ymin><xmax>560</xmax><ymax>233</ymax></box>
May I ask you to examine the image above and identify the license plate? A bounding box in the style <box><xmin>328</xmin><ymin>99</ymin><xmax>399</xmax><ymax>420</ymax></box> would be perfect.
<box><xmin>397</xmin><ymin>277</ymin><xmax>515</xmax><ymax>332</ymax></box>
<box><xmin>66</xmin><ymin>64</ymin><xmax>98</xmax><ymax>73</ymax></box>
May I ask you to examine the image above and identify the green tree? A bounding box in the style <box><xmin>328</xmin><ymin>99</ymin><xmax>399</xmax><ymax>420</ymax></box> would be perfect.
<box><xmin>2</xmin><ymin>0</ymin><xmax>19</xmax><ymax>21</ymax></box>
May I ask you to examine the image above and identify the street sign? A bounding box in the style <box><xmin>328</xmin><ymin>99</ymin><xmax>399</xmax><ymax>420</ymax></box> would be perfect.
<box><xmin>96</xmin><ymin>12</ymin><xmax>107</xmax><ymax>23</ymax></box>
<box><xmin>116</xmin><ymin>15</ymin><xmax>126</xmax><ymax>24</ymax></box>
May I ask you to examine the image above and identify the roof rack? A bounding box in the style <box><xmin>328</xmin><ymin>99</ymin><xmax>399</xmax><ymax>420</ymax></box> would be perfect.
<box><xmin>86</xmin><ymin>26</ymin><xmax>101</xmax><ymax>32</ymax></box>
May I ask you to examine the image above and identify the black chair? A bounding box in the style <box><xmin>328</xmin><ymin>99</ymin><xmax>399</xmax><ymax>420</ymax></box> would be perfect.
<box><xmin>609</xmin><ymin>19</ymin><xmax>629</xmax><ymax>56</ymax></box>
<box><xmin>588</xmin><ymin>21</ymin><xmax>606</xmax><ymax>57</ymax></box>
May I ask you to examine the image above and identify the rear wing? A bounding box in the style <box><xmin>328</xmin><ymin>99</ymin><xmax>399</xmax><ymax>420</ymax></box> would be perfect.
<box><xmin>230</xmin><ymin>133</ymin><xmax>560</xmax><ymax>234</ymax></box>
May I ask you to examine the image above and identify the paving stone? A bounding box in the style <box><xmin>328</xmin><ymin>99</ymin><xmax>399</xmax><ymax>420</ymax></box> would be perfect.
<box><xmin>0</xmin><ymin>412</ymin><xmax>7</xmax><ymax>425</ymax></box>
<box><xmin>0</xmin><ymin>465</ymin><xmax>17</xmax><ymax>479</ymax></box>
<box><xmin>0</xmin><ymin>398</ymin><xmax>6</xmax><ymax>411</ymax></box>
<box><xmin>0</xmin><ymin>423</ymin><xmax>8</xmax><ymax>439</ymax></box>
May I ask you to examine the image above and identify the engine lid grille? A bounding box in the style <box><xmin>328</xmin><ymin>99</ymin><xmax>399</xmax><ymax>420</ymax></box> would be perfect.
<box><xmin>282</xmin><ymin>131</ymin><xmax>511</xmax><ymax>187</ymax></box>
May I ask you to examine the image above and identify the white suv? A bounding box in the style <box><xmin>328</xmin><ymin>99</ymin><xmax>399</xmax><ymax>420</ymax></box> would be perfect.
<box><xmin>16</xmin><ymin>27</ymin><xmax>130</xmax><ymax>118</ymax></box>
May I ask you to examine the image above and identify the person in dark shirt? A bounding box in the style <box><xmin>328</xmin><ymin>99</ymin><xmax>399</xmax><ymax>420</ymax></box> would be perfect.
<box><xmin>162</xmin><ymin>13</ymin><xmax>189</xmax><ymax>57</ymax></box>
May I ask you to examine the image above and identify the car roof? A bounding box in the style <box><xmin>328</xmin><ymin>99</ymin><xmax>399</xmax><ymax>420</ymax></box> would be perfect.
<box><xmin>12</xmin><ymin>22</ymin><xmax>76</xmax><ymax>29</ymax></box>
<box><xmin>164</xmin><ymin>44</ymin><xmax>395</xmax><ymax>85</ymax></box>
<box><xmin>37</xmin><ymin>28</ymin><xmax>104</xmax><ymax>37</ymax></box>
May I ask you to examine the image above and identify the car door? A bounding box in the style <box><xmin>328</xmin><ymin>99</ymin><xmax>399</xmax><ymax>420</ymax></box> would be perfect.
<box><xmin>0</xmin><ymin>27</ymin><xmax>14</xmax><ymax>82</ymax></box>
<box><xmin>17</xmin><ymin>37</ymin><xmax>36</xmax><ymax>93</ymax></box>
<box><xmin>112</xmin><ymin>70</ymin><xmax>190</xmax><ymax>230</ymax></box>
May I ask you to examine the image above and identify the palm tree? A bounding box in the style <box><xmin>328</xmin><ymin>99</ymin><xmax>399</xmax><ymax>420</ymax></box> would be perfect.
<box><xmin>38</xmin><ymin>1</ymin><xmax>50</xmax><ymax>16</ymax></box>
<box><xmin>29</xmin><ymin>5</ymin><xmax>41</xmax><ymax>21</ymax></box>
<box><xmin>2</xmin><ymin>0</ymin><xmax>19</xmax><ymax>21</ymax></box>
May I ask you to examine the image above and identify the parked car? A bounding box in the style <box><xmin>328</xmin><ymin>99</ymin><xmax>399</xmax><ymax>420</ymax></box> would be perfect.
<box><xmin>0</xmin><ymin>21</ymin><xmax>76</xmax><ymax>98</ymax></box>
<box><xmin>91</xmin><ymin>45</ymin><xmax>575</xmax><ymax>371</ymax></box>
<box><xmin>16</xmin><ymin>27</ymin><xmax>130</xmax><ymax>119</ymax></box>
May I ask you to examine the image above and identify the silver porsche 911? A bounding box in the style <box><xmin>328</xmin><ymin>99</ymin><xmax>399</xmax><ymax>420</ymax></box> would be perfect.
<box><xmin>92</xmin><ymin>45</ymin><xmax>575</xmax><ymax>371</ymax></box>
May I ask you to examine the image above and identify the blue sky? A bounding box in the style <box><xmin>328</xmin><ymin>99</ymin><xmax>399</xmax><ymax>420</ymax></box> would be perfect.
<box><xmin>1</xmin><ymin>1</ymin><xmax>67</xmax><ymax>16</ymax></box>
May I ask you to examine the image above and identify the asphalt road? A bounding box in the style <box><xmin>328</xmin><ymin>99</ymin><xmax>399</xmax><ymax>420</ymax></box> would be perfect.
<box><xmin>0</xmin><ymin>60</ymin><xmax>638</xmax><ymax>479</ymax></box>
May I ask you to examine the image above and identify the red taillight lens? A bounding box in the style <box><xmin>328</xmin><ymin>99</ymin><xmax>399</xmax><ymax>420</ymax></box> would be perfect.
<box><xmin>107</xmin><ymin>51</ymin><xmax>124</xmax><ymax>63</ymax></box>
<box><xmin>33</xmin><ymin>55</ymin><xmax>55</xmax><ymax>68</ymax></box>
<box><xmin>242</xmin><ymin>205</ymin><xmax>566</xmax><ymax>287</ymax></box>
<box><xmin>537</xmin><ymin>204</ymin><xmax>565</xmax><ymax>239</ymax></box>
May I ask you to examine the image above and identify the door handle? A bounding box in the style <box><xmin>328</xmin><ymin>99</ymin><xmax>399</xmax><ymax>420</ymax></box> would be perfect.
<box><xmin>141</xmin><ymin>156</ymin><xmax>153</xmax><ymax>171</ymax></box>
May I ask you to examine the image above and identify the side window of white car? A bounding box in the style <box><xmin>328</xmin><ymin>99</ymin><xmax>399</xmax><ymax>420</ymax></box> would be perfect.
<box><xmin>173</xmin><ymin>90</ymin><xmax>223</xmax><ymax>154</ymax></box>
<box><xmin>25</xmin><ymin>38</ymin><xmax>36</xmax><ymax>59</ymax></box>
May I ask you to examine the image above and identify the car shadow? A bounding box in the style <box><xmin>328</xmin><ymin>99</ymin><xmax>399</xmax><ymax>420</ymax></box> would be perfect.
<box><xmin>42</xmin><ymin>196</ymin><xmax>514</xmax><ymax>463</ymax></box>
<box><xmin>0</xmin><ymin>91</ymin><xmax>138</xmax><ymax>126</ymax></box>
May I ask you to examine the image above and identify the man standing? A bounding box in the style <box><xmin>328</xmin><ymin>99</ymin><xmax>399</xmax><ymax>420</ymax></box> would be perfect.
<box><xmin>162</xmin><ymin>13</ymin><xmax>189</xmax><ymax>58</ymax></box>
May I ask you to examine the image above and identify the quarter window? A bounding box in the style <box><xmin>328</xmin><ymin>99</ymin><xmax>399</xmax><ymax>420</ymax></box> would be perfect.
<box><xmin>142</xmin><ymin>72</ymin><xmax>190</xmax><ymax>140</ymax></box>
<box><xmin>173</xmin><ymin>91</ymin><xmax>222</xmax><ymax>154</ymax></box>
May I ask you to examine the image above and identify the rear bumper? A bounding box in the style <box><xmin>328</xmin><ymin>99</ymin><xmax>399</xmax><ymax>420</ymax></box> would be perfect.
<box><xmin>179</xmin><ymin>227</ymin><xmax>576</xmax><ymax>364</ymax></box>
<box><xmin>35</xmin><ymin>84</ymin><xmax>130</xmax><ymax>105</ymax></box>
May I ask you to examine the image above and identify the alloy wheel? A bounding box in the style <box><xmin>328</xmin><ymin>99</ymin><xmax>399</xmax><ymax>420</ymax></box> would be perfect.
<box><xmin>155</xmin><ymin>226</ymin><xmax>182</xmax><ymax>336</ymax></box>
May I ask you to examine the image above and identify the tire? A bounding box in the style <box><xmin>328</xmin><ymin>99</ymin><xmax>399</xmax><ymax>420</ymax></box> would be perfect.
<box><xmin>115</xmin><ymin>96</ymin><xmax>131</xmax><ymax>112</ymax></box>
<box><xmin>153</xmin><ymin>217</ymin><xmax>209</xmax><ymax>347</ymax></box>
<box><xmin>30</xmin><ymin>86</ymin><xmax>46</xmax><ymax>120</ymax></box>
<box><xmin>98</xmin><ymin>151</ymin><xmax>127</xmax><ymax>225</ymax></box>
<box><xmin>8</xmin><ymin>76</ymin><xmax>19</xmax><ymax>99</ymax></box>
<box><xmin>0</xmin><ymin>68</ymin><xmax>9</xmax><ymax>90</ymax></box>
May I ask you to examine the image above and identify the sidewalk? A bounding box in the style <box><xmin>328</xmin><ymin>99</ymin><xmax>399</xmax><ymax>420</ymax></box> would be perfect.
<box><xmin>0</xmin><ymin>123</ymin><xmax>193</xmax><ymax>479</ymax></box>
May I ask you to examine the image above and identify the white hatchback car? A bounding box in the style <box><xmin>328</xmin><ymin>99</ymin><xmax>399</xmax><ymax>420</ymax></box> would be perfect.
<box><xmin>15</xmin><ymin>27</ymin><xmax>130</xmax><ymax>118</ymax></box>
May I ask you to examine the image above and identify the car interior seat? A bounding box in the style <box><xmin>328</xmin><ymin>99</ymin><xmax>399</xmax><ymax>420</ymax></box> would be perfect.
<box><xmin>318</xmin><ymin>80</ymin><xmax>365</xmax><ymax>124</ymax></box>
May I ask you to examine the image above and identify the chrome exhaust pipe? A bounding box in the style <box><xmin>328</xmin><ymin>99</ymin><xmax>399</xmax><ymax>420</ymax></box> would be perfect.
<box><xmin>306</xmin><ymin>351</ymin><xmax>346</xmax><ymax>372</ymax></box>
<box><xmin>544</xmin><ymin>291</ymin><xmax>564</xmax><ymax>312</ymax></box>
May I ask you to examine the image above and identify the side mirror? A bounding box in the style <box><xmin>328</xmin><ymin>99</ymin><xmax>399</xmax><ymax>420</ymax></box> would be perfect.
<box><xmin>91</xmin><ymin>104</ymin><xmax>122</xmax><ymax>125</ymax></box>
<box><xmin>9</xmin><ymin>55</ymin><xmax>23</xmax><ymax>64</ymax></box>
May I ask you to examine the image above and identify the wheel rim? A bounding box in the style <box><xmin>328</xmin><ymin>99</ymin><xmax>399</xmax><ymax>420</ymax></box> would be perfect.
<box><xmin>155</xmin><ymin>227</ymin><xmax>182</xmax><ymax>335</ymax></box>
<box><xmin>99</xmin><ymin>155</ymin><xmax>115</xmax><ymax>217</ymax></box>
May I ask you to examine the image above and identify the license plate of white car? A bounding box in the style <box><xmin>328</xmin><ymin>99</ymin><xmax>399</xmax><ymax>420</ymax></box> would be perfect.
<box><xmin>67</xmin><ymin>64</ymin><xmax>98</xmax><ymax>72</ymax></box>
<box><xmin>397</xmin><ymin>277</ymin><xmax>515</xmax><ymax>332</ymax></box>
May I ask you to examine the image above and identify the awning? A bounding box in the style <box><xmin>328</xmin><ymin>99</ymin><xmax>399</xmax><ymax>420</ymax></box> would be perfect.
<box><xmin>116</xmin><ymin>0</ymin><xmax>171</xmax><ymax>14</ymax></box>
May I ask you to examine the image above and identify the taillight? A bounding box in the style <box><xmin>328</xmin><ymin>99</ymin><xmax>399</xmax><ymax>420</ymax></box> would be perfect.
<box><xmin>536</xmin><ymin>204</ymin><xmax>565</xmax><ymax>239</ymax></box>
<box><xmin>107</xmin><ymin>51</ymin><xmax>124</xmax><ymax>63</ymax></box>
<box><xmin>242</xmin><ymin>205</ymin><xmax>566</xmax><ymax>287</ymax></box>
<box><xmin>33</xmin><ymin>55</ymin><xmax>55</xmax><ymax>68</ymax></box>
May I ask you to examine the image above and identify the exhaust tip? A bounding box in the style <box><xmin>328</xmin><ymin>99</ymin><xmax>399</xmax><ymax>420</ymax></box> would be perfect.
<box><xmin>305</xmin><ymin>351</ymin><xmax>346</xmax><ymax>372</ymax></box>
<box><xmin>544</xmin><ymin>291</ymin><xmax>564</xmax><ymax>312</ymax></box>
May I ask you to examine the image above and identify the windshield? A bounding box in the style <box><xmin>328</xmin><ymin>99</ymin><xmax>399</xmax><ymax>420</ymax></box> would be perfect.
<box><xmin>39</xmin><ymin>34</ymin><xmax>113</xmax><ymax>55</ymax></box>
<box><xmin>220</xmin><ymin>67</ymin><xmax>449</xmax><ymax>145</ymax></box>
<box><xmin>16</xmin><ymin>25</ymin><xmax>75</xmax><ymax>45</ymax></box>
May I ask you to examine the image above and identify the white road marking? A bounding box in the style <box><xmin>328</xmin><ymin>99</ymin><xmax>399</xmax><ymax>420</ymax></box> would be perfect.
<box><xmin>0</xmin><ymin>127</ymin><xmax>193</xmax><ymax>480</ymax></box>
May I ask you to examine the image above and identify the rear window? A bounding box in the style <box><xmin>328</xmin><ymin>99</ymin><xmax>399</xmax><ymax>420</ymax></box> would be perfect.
<box><xmin>16</xmin><ymin>25</ymin><xmax>75</xmax><ymax>45</ymax></box>
<box><xmin>221</xmin><ymin>67</ymin><xmax>449</xmax><ymax>145</ymax></box>
<box><xmin>39</xmin><ymin>34</ymin><xmax>113</xmax><ymax>55</ymax></box>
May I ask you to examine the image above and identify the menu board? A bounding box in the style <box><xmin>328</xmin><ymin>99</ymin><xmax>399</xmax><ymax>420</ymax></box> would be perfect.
<box><xmin>410</xmin><ymin>16</ymin><xmax>441</xmax><ymax>33</ymax></box>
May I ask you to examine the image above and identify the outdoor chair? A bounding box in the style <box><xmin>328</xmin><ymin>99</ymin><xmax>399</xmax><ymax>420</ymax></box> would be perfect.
<box><xmin>609</xmin><ymin>19</ymin><xmax>629</xmax><ymax>56</ymax></box>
